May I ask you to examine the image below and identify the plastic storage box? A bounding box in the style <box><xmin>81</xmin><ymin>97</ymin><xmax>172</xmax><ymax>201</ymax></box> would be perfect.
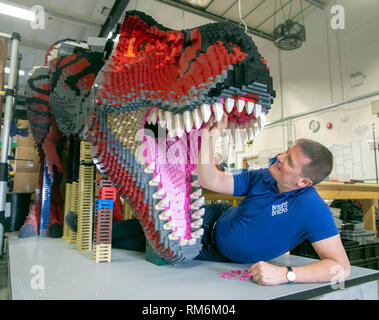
<box><xmin>290</xmin><ymin>238</ymin><xmax>379</xmax><ymax>270</ymax></box>
<box><xmin>340</xmin><ymin>229</ymin><xmax>377</xmax><ymax>244</ymax></box>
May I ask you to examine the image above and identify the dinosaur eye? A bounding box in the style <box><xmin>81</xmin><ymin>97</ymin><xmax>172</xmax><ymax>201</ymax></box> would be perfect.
<box><xmin>138</xmin><ymin>41</ymin><xmax>147</xmax><ymax>51</ymax></box>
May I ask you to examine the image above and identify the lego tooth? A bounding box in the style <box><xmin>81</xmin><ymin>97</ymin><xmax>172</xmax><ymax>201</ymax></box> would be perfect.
<box><xmin>191</xmin><ymin>208</ymin><xmax>205</xmax><ymax>219</ymax></box>
<box><xmin>201</xmin><ymin>103</ymin><xmax>211</xmax><ymax>123</ymax></box>
<box><xmin>248</xmin><ymin>127</ymin><xmax>255</xmax><ymax>141</ymax></box>
<box><xmin>246</xmin><ymin>101</ymin><xmax>254</xmax><ymax>115</ymax></box>
<box><xmin>191</xmin><ymin>196</ymin><xmax>205</xmax><ymax>210</ymax></box>
<box><xmin>192</xmin><ymin>108</ymin><xmax>203</xmax><ymax>130</ymax></box>
<box><xmin>237</xmin><ymin>99</ymin><xmax>245</xmax><ymax>113</ymax></box>
<box><xmin>149</xmin><ymin>174</ymin><xmax>160</xmax><ymax>186</ymax></box>
<box><xmin>158</xmin><ymin>209</ymin><xmax>172</xmax><ymax>220</ymax></box>
<box><xmin>153</xmin><ymin>188</ymin><xmax>166</xmax><ymax>199</ymax></box>
<box><xmin>227</xmin><ymin>122</ymin><xmax>237</xmax><ymax>142</ymax></box>
<box><xmin>150</xmin><ymin>108</ymin><xmax>158</xmax><ymax>125</ymax></box>
<box><xmin>258</xmin><ymin>112</ymin><xmax>266</xmax><ymax>131</ymax></box>
<box><xmin>192</xmin><ymin>228</ymin><xmax>204</xmax><ymax>238</ymax></box>
<box><xmin>213</xmin><ymin>102</ymin><xmax>224</xmax><ymax>122</ymax></box>
<box><xmin>144</xmin><ymin>162</ymin><xmax>155</xmax><ymax>173</ymax></box>
<box><xmin>180</xmin><ymin>239</ymin><xmax>188</xmax><ymax>246</ymax></box>
<box><xmin>191</xmin><ymin>180</ymin><xmax>200</xmax><ymax>187</ymax></box>
<box><xmin>254</xmin><ymin>104</ymin><xmax>262</xmax><ymax>118</ymax></box>
<box><xmin>191</xmin><ymin>169</ymin><xmax>198</xmax><ymax>176</ymax></box>
<box><xmin>155</xmin><ymin>197</ymin><xmax>169</xmax><ymax>210</ymax></box>
<box><xmin>234</xmin><ymin>127</ymin><xmax>244</xmax><ymax>145</ymax></box>
<box><xmin>191</xmin><ymin>218</ymin><xmax>203</xmax><ymax>228</ymax></box>
<box><xmin>168</xmin><ymin>128</ymin><xmax>176</xmax><ymax>139</ymax></box>
<box><xmin>225</xmin><ymin>98</ymin><xmax>234</xmax><ymax>113</ymax></box>
<box><xmin>175</xmin><ymin>113</ymin><xmax>185</xmax><ymax>139</ymax></box>
<box><xmin>163</xmin><ymin>220</ymin><xmax>174</xmax><ymax>230</ymax></box>
<box><xmin>165</xmin><ymin>111</ymin><xmax>174</xmax><ymax>131</ymax></box>
<box><xmin>190</xmin><ymin>189</ymin><xmax>202</xmax><ymax>199</ymax></box>
<box><xmin>242</xmin><ymin>129</ymin><xmax>248</xmax><ymax>144</ymax></box>
<box><xmin>183</xmin><ymin>111</ymin><xmax>193</xmax><ymax>133</ymax></box>
<box><xmin>158</xmin><ymin>109</ymin><xmax>166</xmax><ymax>128</ymax></box>
<box><xmin>168</xmin><ymin>231</ymin><xmax>179</xmax><ymax>240</ymax></box>
<box><xmin>146</xmin><ymin>112</ymin><xmax>153</xmax><ymax>125</ymax></box>
<box><xmin>253</xmin><ymin>121</ymin><xmax>260</xmax><ymax>137</ymax></box>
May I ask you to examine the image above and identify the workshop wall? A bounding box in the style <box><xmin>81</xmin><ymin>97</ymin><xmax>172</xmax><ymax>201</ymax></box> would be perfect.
<box><xmin>251</xmin><ymin>0</ymin><xmax>379</xmax><ymax>181</ymax></box>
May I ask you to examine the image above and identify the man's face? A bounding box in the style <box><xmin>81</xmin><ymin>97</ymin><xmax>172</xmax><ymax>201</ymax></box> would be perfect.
<box><xmin>269</xmin><ymin>144</ymin><xmax>313</xmax><ymax>192</ymax></box>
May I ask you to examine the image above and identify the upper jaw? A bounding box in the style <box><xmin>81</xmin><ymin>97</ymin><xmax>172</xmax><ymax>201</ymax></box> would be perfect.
<box><xmin>145</xmin><ymin>97</ymin><xmax>267</xmax><ymax>142</ymax></box>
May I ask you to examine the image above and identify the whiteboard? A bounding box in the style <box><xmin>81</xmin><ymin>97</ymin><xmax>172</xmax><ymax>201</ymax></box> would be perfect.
<box><xmin>328</xmin><ymin>138</ymin><xmax>379</xmax><ymax>182</ymax></box>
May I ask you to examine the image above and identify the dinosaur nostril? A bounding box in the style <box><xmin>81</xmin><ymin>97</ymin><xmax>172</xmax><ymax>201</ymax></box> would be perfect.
<box><xmin>138</xmin><ymin>41</ymin><xmax>147</xmax><ymax>51</ymax></box>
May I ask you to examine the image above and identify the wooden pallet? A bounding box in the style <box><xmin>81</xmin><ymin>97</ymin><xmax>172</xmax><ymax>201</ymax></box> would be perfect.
<box><xmin>67</xmin><ymin>181</ymin><xmax>78</xmax><ymax>244</ymax></box>
<box><xmin>76</xmin><ymin>142</ymin><xmax>95</xmax><ymax>251</ymax></box>
<box><xmin>79</xmin><ymin>141</ymin><xmax>93</xmax><ymax>164</ymax></box>
<box><xmin>92</xmin><ymin>244</ymin><xmax>111</xmax><ymax>263</ymax></box>
<box><xmin>62</xmin><ymin>182</ymin><xmax>72</xmax><ymax>240</ymax></box>
<box><xmin>123</xmin><ymin>200</ymin><xmax>134</xmax><ymax>220</ymax></box>
<box><xmin>93</xmin><ymin>208</ymin><xmax>112</xmax><ymax>245</ymax></box>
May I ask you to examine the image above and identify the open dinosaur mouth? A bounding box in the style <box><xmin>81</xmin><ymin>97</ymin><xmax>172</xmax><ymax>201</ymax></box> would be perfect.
<box><xmin>25</xmin><ymin>10</ymin><xmax>275</xmax><ymax>264</ymax></box>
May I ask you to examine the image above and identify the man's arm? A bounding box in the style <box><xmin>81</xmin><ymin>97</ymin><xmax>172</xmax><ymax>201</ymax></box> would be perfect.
<box><xmin>249</xmin><ymin>234</ymin><xmax>351</xmax><ymax>285</ymax></box>
<box><xmin>292</xmin><ymin>234</ymin><xmax>351</xmax><ymax>283</ymax></box>
<box><xmin>197</xmin><ymin>113</ymin><xmax>234</xmax><ymax>195</ymax></box>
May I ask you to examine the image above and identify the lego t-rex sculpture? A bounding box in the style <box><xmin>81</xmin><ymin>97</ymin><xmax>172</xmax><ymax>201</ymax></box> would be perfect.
<box><xmin>21</xmin><ymin>11</ymin><xmax>275</xmax><ymax>264</ymax></box>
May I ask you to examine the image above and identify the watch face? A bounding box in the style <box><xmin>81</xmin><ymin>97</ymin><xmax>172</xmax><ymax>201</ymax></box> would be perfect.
<box><xmin>287</xmin><ymin>271</ymin><xmax>296</xmax><ymax>282</ymax></box>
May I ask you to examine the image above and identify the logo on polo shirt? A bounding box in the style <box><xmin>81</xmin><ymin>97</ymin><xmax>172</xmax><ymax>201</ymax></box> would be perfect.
<box><xmin>272</xmin><ymin>201</ymin><xmax>288</xmax><ymax>216</ymax></box>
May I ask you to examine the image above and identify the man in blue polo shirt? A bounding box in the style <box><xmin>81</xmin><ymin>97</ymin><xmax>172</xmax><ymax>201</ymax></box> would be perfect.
<box><xmin>196</xmin><ymin>113</ymin><xmax>351</xmax><ymax>286</ymax></box>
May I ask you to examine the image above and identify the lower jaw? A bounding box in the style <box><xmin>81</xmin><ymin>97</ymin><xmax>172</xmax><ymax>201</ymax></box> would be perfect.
<box><xmin>87</xmin><ymin>107</ymin><xmax>205</xmax><ymax>264</ymax></box>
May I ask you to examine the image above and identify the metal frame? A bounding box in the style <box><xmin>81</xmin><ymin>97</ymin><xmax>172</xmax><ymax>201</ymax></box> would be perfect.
<box><xmin>0</xmin><ymin>32</ymin><xmax>20</xmax><ymax>256</ymax></box>
<box><xmin>304</xmin><ymin>0</ymin><xmax>325</xmax><ymax>10</ymax></box>
<box><xmin>156</xmin><ymin>0</ymin><xmax>274</xmax><ymax>41</ymax></box>
<box><xmin>157</xmin><ymin>0</ymin><xmax>325</xmax><ymax>41</ymax></box>
<box><xmin>99</xmin><ymin>0</ymin><xmax>131</xmax><ymax>38</ymax></box>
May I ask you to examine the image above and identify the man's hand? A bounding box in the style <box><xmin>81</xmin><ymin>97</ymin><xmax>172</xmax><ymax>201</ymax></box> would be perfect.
<box><xmin>248</xmin><ymin>261</ymin><xmax>288</xmax><ymax>286</ymax></box>
<box><xmin>201</xmin><ymin>112</ymin><xmax>228</xmax><ymax>141</ymax></box>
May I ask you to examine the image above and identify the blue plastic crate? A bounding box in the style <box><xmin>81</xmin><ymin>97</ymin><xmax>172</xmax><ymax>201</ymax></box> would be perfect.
<box><xmin>95</xmin><ymin>199</ymin><xmax>113</xmax><ymax>210</ymax></box>
<box><xmin>40</xmin><ymin>162</ymin><xmax>52</xmax><ymax>237</ymax></box>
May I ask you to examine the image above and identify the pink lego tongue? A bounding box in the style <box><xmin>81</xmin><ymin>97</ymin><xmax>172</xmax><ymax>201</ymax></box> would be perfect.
<box><xmin>142</xmin><ymin>110</ymin><xmax>200</xmax><ymax>240</ymax></box>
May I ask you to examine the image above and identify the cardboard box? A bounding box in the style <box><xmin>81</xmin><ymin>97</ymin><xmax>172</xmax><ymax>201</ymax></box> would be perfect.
<box><xmin>13</xmin><ymin>172</ymin><xmax>39</xmax><ymax>193</ymax></box>
<box><xmin>14</xmin><ymin>146</ymin><xmax>40</xmax><ymax>172</ymax></box>
<box><xmin>16</xmin><ymin>120</ymin><xmax>36</xmax><ymax>147</ymax></box>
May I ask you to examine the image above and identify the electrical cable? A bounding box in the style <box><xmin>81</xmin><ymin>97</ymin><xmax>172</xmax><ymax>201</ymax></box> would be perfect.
<box><xmin>238</xmin><ymin>0</ymin><xmax>248</xmax><ymax>33</ymax></box>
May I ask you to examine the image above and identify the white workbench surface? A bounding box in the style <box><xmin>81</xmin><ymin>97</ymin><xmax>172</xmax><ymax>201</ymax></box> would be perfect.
<box><xmin>7</xmin><ymin>233</ymin><xmax>379</xmax><ymax>300</ymax></box>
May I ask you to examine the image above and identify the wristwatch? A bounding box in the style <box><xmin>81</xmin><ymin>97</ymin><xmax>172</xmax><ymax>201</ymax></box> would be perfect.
<box><xmin>286</xmin><ymin>266</ymin><xmax>296</xmax><ymax>283</ymax></box>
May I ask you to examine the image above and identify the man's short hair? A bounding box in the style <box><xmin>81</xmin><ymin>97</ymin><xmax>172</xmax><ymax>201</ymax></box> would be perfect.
<box><xmin>295</xmin><ymin>138</ymin><xmax>333</xmax><ymax>185</ymax></box>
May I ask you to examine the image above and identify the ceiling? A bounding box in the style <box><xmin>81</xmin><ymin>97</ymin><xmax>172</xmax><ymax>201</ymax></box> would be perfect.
<box><xmin>157</xmin><ymin>0</ymin><xmax>329</xmax><ymax>41</ymax></box>
<box><xmin>0</xmin><ymin>0</ymin><xmax>329</xmax><ymax>102</ymax></box>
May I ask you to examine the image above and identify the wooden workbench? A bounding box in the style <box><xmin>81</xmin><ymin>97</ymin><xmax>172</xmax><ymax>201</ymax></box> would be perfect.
<box><xmin>203</xmin><ymin>181</ymin><xmax>379</xmax><ymax>232</ymax></box>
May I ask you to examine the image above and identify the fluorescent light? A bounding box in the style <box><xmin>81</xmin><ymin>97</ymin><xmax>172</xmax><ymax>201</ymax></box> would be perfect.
<box><xmin>181</xmin><ymin>0</ymin><xmax>212</xmax><ymax>8</ymax></box>
<box><xmin>0</xmin><ymin>2</ymin><xmax>35</xmax><ymax>22</ymax></box>
<box><xmin>4</xmin><ymin>67</ymin><xmax>25</xmax><ymax>76</ymax></box>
